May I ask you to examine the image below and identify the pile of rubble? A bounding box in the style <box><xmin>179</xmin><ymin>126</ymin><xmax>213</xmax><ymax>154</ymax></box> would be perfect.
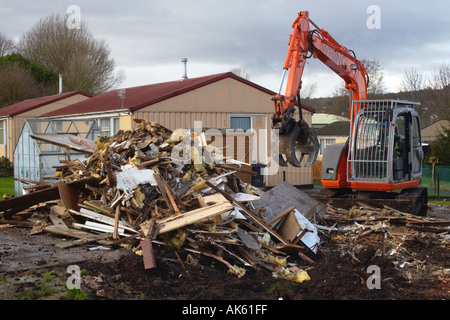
<box><xmin>0</xmin><ymin>119</ymin><xmax>325</xmax><ymax>283</ymax></box>
<box><xmin>1</xmin><ymin>119</ymin><xmax>449</xmax><ymax>287</ymax></box>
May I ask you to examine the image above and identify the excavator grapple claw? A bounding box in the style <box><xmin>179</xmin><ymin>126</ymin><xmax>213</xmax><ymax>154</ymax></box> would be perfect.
<box><xmin>278</xmin><ymin>119</ymin><xmax>319</xmax><ymax>167</ymax></box>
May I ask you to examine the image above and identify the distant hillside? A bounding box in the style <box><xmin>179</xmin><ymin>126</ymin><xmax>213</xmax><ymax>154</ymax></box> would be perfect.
<box><xmin>303</xmin><ymin>86</ymin><xmax>450</xmax><ymax>128</ymax></box>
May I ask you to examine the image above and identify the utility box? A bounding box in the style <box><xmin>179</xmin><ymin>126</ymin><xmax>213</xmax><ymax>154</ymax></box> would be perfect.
<box><xmin>251</xmin><ymin>163</ymin><xmax>266</xmax><ymax>188</ymax></box>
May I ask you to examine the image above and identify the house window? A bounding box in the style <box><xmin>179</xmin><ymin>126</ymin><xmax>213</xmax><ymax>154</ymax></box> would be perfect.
<box><xmin>230</xmin><ymin>116</ymin><xmax>251</xmax><ymax>131</ymax></box>
<box><xmin>0</xmin><ymin>120</ymin><xmax>5</xmax><ymax>145</ymax></box>
<box><xmin>97</xmin><ymin>117</ymin><xmax>120</xmax><ymax>136</ymax></box>
<box><xmin>113</xmin><ymin>118</ymin><xmax>120</xmax><ymax>134</ymax></box>
<box><xmin>319</xmin><ymin>138</ymin><xmax>336</xmax><ymax>155</ymax></box>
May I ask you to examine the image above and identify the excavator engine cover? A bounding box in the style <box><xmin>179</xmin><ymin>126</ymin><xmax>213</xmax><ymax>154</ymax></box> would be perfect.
<box><xmin>278</xmin><ymin>118</ymin><xmax>319</xmax><ymax>167</ymax></box>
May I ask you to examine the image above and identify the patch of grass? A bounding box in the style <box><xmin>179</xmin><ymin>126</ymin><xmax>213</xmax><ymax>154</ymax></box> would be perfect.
<box><xmin>64</xmin><ymin>288</ymin><xmax>89</xmax><ymax>300</ymax></box>
<box><xmin>40</xmin><ymin>284</ymin><xmax>55</xmax><ymax>296</ymax></box>
<box><xmin>268</xmin><ymin>281</ymin><xmax>293</xmax><ymax>299</ymax></box>
<box><xmin>42</xmin><ymin>271</ymin><xmax>57</xmax><ymax>282</ymax></box>
<box><xmin>429</xmin><ymin>200</ymin><xmax>449</xmax><ymax>206</ymax></box>
<box><xmin>0</xmin><ymin>176</ymin><xmax>14</xmax><ymax>197</ymax></box>
<box><xmin>13</xmin><ymin>284</ymin><xmax>55</xmax><ymax>300</ymax></box>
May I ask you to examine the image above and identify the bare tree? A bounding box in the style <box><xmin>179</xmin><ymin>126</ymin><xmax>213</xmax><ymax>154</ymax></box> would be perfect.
<box><xmin>230</xmin><ymin>68</ymin><xmax>250</xmax><ymax>80</ymax></box>
<box><xmin>430</xmin><ymin>62</ymin><xmax>450</xmax><ymax>90</ymax></box>
<box><xmin>0</xmin><ymin>33</ymin><xmax>15</xmax><ymax>57</ymax></box>
<box><xmin>334</xmin><ymin>58</ymin><xmax>386</xmax><ymax>97</ymax></box>
<box><xmin>0</xmin><ymin>63</ymin><xmax>41</xmax><ymax>107</ymax></box>
<box><xmin>17</xmin><ymin>14</ymin><xmax>124</xmax><ymax>95</ymax></box>
<box><xmin>399</xmin><ymin>67</ymin><xmax>426</xmax><ymax>92</ymax></box>
<box><xmin>364</xmin><ymin>58</ymin><xmax>386</xmax><ymax>96</ymax></box>
<box><xmin>300</xmin><ymin>82</ymin><xmax>317</xmax><ymax>99</ymax></box>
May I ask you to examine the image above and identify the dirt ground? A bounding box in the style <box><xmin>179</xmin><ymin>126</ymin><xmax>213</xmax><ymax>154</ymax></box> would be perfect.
<box><xmin>0</xmin><ymin>202</ymin><xmax>448</xmax><ymax>303</ymax></box>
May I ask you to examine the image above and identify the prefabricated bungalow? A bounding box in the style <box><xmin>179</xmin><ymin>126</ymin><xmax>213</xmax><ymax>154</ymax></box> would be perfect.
<box><xmin>40</xmin><ymin>72</ymin><xmax>317</xmax><ymax>188</ymax></box>
<box><xmin>0</xmin><ymin>91</ymin><xmax>91</xmax><ymax>160</ymax></box>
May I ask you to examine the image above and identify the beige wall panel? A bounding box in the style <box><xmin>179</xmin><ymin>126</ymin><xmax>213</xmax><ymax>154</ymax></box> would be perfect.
<box><xmin>133</xmin><ymin>112</ymin><xmax>229</xmax><ymax>132</ymax></box>
<box><xmin>137</xmin><ymin>78</ymin><xmax>274</xmax><ymax>114</ymax></box>
<box><xmin>119</xmin><ymin>114</ymin><xmax>132</xmax><ymax>131</ymax></box>
<box><xmin>20</xmin><ymin>95</ymin><xmax>90</xmax><ymax>117</ymax></box>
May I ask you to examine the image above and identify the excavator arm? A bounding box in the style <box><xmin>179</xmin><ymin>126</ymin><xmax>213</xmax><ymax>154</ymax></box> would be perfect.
<box><xmin>274</xmin><ymin>11</ymin><xmax>368</xmax><ymax>167</ymax></box>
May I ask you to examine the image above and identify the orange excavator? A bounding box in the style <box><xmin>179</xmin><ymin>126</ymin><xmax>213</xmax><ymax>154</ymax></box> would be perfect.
<box><xmin>274</xmin><ymin>11</ymin><xmax>427</xmax><ymax>215</ymax></box>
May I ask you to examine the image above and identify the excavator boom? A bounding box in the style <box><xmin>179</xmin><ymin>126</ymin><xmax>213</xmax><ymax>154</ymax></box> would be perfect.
<box><xmin>274</xmin><ymin>11</ymin><xmax>368</xmax><ymax>167</ymax></box>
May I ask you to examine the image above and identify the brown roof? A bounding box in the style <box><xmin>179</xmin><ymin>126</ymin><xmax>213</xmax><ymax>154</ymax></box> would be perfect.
<box><xmin>40</xmin><ymin>72</ymin><xmax>316</xmax><ymax>117</ymax></box>
<box><xmin>0</xmin><ymin>91</ymin><xmax>92</xmax><ymax>117</ymax></box>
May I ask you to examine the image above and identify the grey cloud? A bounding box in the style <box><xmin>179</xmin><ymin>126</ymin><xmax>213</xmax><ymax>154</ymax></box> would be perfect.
<box><xmin>0</xmin><ymin>0</ymin><xmax>448</xmax><ymax>96</ymax></box>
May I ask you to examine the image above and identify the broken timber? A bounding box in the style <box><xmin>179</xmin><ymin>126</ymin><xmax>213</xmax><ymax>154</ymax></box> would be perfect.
<box><xmin>0</xmin><ymin>177</ymin><xmax>99</xmax><ymax>218</ymax></box>
<box><xmin>149</xmin><ymin>193</ymin><xmax>233</xmax><ymax>236</ymax></box>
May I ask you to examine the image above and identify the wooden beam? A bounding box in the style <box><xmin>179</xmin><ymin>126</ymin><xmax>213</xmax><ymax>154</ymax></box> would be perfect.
<box><xmin>153</xmin><ymin>172</ymin><xmax>175</xmax><ymax>214</ymax></box>
<box><xmin>113</xmin><ymin>205</ymin><xmax>121</xmax><ymax>240</ymax></box>
<box><xmin>137</xmin><ymin>239</ymin><xmax>156</xmax><ymax>269</ymax></box>
<box><xmin>155</xmin><ymin>201</ymin><xmax>233</xmax><ymax>235</ymax></box>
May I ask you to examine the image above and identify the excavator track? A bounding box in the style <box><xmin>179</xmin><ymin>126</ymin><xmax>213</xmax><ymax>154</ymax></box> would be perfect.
<box><xmin>312</xmin><ymin>187</ymin><xmax>428</xmax><ymax>216</ymax></box>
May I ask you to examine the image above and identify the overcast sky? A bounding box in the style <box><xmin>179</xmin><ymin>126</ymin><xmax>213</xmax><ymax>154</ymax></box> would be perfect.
<box><xmin>1</xmin><ymin>0</ymin><xmax>449</xmax><ymax>98</ymax></box>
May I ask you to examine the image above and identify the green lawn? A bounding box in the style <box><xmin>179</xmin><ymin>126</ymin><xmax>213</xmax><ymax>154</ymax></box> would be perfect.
<box><xmin>0</xmin><ymin>176</ymin><xmax>14</xmax><ymax>197</ymax></box>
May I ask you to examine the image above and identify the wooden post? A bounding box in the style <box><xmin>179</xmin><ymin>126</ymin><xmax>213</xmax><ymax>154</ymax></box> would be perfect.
<box><xmin>113</xmin><ymin>205</ymin><xmax>121</xmax><ymax>240</ymax></box>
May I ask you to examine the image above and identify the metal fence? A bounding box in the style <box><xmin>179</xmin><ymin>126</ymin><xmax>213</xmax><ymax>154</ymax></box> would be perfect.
<box><xmin>421</xmin><ymin>165</ymin><xmax>450</xmax><ymax>192</ymax></box>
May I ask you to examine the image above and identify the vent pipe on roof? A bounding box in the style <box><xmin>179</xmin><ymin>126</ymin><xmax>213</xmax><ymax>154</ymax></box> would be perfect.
<box><xmin>181</xmin><ymin>58</ymin><xmax>188</xmax><ymax>79</ymax></box>
<box><xmin>59</xmin><ymin>74</ymin><xmax>63</xmax><ymax>94</ymax></box>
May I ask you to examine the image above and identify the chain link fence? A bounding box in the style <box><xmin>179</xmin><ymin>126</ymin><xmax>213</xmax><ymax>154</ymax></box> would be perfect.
<box><xmin>421</xmin><ymin>165</ymin><xmax>450</xmax><ymax>193</ymax></box>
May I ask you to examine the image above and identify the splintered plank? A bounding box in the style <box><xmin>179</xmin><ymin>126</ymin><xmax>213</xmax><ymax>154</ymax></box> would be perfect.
<box><xmin>154</xmin><ymin>195</ymin><xmax>233</xmax><ymax>235</ymax></box>
<box><xmin>55</xmin><ymin>233</ymin><xmax>113</xmax><ymax>249</ymax></box>
<box><xmin>44</xmin><ymin>225</ymin><xmax>113</xmax><ymax>246</ymax></box>
<box><xmin>138</xmin><ymin>239</ymin><xmax>156</xmax><ymax>269</ymax></box>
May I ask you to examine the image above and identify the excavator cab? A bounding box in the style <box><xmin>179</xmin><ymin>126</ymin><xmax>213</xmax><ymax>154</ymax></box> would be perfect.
<box><xmin>347</xmin><ymin>100</ymin><xmax>423</xmax><ymax>188</ymax></box>
<box><xmin>319</xmin><ymin>99</ymin><xmax>427</xmax><ymax>216</ymax></box>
